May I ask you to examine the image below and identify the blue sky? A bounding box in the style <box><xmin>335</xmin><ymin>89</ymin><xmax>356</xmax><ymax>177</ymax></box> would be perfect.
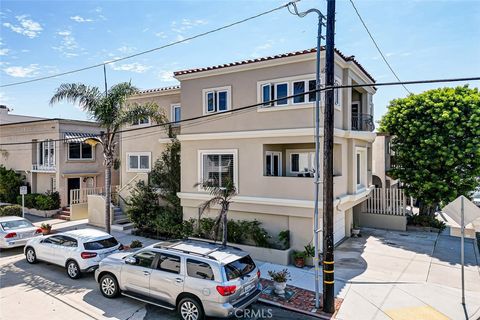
<box><xmin>1</xmin><ymin>0</ymin><xmax>479</xmax><ymax>124</ymax></box>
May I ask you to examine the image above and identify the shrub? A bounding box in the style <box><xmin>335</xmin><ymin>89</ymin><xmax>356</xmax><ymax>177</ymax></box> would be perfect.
<box><xmin>0</xmin><ymin>165</ymin><xmax>25</xmax><ymax>204</ymax></box>
<box><xmin>130</xmin><ymin>240</ymin><xmax>143</xmax><ymax>248</ymax></box>
<box><xmin>0</xmin><ymin>205</ymin><xmax>22</xmax><ymax>217</ymax></box>
<box><xmin>278</xmin><ymin>230</ymin><xmax>290</xmax><ymax>249</ymax></box>
<box><xmin>17</xmin><ymin>191</ymin><xmax>60</xmax><ymax>210</ymax></box>
<box><xmin>407</xmin><ymin>214</ymin><xmax>446</xmax><ymax>231</ymax></box>
<box><xmin>268</xmin><ymin>269</ymin><xmax>291</xmax><ymax>283</ymax></box>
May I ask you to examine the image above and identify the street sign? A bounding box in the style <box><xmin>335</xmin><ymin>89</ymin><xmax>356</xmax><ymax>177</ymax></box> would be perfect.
<box><xmin>20</xmin><ymin>186</ymin><xmax>28</xmax><ymax>195</ymax></box>
<box><xmin>443</xmin><ymin>195</ymin><xmax>480</xmax><ymax>226</ymax></box>
<box><xmin>443</xmin><ymin>195</ymin><xmax>480</xmax><ymax>305</ymax></box>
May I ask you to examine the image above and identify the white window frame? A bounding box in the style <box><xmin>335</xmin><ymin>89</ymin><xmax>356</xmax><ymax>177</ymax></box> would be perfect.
<box><xmin>355</xmin><ymin>147</ymin><xmax>367</xmax><ymax>191</ymax></box>
<box><xmin>286</xmin><ymin>149</ymin><xmax>316</xmax><ymax>177</ymax></box>
<box><xmin>171</xmin><ymin>104</ymin><xmax>181</xmax><ymax>123</ymax></box>
<box><xmin>292</xmin><ymin>80</ymin><xmax>307</xmax><ymax>105</ymax></box>
<box><xmin>274</xmin><ymin>82</ymin><xmax>289</xmax><ymax>106</ymax></box>
<box><xmin>67</xmin><ymin>142</ymin><xmax>94</xmax><ymax>161</ymax></box>
<box><xmin>131</xmin><ymin>117</ymin><xmax>151</xmax><ymax>126</ymax></box>
<box><xmin>37</xmin><ymin>140</ymin><xmax>55</xmax><ymax>167</ymax></box>
<box><xmin>265</xmin><ymin>151</ymin><xmax>282</xmax><ymax>176</ymax></box>
<box><xmin>198</xmin><ymin>149</ymin><xmax>238</xmax><ymax>191</ymax></box>
<box><xmin>202</xmin><ymin>86</ymin><xmax>232</xmax><ymax>115</ymax></box>
<box><xmin>126</xmin><ymin>152</ymin><xmax>152</xmax><ymax>173</ymax></box>
<box><xmin>333</xmin><ymin>76</ymin><xmax>343</xmax><ymax>110</ymax></box>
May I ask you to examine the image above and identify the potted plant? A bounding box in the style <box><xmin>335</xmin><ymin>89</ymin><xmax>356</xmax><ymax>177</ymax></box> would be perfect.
<box><xmin>352</xmin><ymin>223</ymin><xmax>361</xmax><ymax>237</ymax></box>
<box><xmin>292</xmin><ymin>250</ymin><xmax>306</xmax><ymax>268</ymax></box>
<box><xmin>40</xmin><ymin>223</ymin><xmax>52</xmax><ymax>235</ymax></box>
<box><xmin>130</xmin><ymin>240</ymin><xmax>143</xmax><ymax>249</ymax></box>
<box><xmin>268</xmin><ymin>269</ymin><xmax>291</xmax><ymax>295</ymax></box>
<box><xmin>304</xmin><ymin>243</ymin><xmax>315</xmax><ymax>266</ymax></box>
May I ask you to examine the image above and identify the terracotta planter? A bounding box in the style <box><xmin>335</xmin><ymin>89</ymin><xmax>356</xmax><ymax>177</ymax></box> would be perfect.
<box><xmin>273</xmin><ymin>281</ymin><xmax>287</xmax><ymax>295</ymax></box>
<box><xmin>41</xmin><ymin>228</ymin><xmax>52</xmax><ymax>235</ymax></box>
<box><xmin>294</xmin><ymin>257</ymin><xmax>305</xmax><ymax>268</ymax></box>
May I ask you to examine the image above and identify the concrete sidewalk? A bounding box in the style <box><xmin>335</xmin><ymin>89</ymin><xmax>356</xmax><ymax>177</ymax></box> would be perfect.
<box><xmin>259</xmin><ymin>228</ymin><xmax>480</xmax><ymax>320</ymax></box>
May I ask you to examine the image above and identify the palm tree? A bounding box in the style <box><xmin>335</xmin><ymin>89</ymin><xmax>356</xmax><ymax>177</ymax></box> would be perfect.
<box><xmin>50</xmin><ymin>82</ymin><xmax>166</xmax><ymax>233</ymax></box>
<box><xmin>195</xmin><ymin>178</ymin><xmax>236</xmax><ymax>247</ymax></box>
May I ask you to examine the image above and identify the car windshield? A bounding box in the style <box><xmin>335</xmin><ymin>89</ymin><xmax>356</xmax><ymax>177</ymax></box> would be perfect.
<box><xmin>83</xmin><ymin>237</ymin><xmax>118</xmax><ymax>250</ymax></box>
<box><xmin>473</xmin><ymin>191</ymin><xmax>480</xmax><ymax>198</ymax></box>
<box><xmin>1</xmin><ymin>219</ymin><xmax>34</xmax><ymax>231</ymax></box>
<box><xmin>224</xmin><ymin>255</ymin><xmax>256</xmax><ymax>281</ymax></box>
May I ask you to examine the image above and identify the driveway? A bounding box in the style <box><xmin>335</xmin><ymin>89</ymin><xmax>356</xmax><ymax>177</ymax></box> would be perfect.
<box><xmin>0</xmin><ymin>218</ymin><xmax>318</xmax><ymax>320</ymax></box>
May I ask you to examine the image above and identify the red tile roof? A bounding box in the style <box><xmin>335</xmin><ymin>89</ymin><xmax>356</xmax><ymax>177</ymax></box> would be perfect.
<box><xmin>137</xmin><ymin>85</ymin><xmax>180</xmax><ymax>95</ymax></box>
<box><xmin>174</xmin><ymin>47</ymin><xmax>375</xmax><ymax>82</ymax></box>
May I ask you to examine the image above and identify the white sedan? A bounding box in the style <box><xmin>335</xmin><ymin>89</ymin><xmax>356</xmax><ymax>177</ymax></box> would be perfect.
<box><xmin>25</xmin><ymin>228</ymin><xmax>122</xmax><ymax>279</ymax></box>
<box><xmin>0</xmin><ymin>216</ymin><xmax>42</xmax><ymax>249</ymax></box>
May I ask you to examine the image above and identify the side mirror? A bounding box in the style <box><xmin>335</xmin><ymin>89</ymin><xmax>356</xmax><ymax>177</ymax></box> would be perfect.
<box><xmin>125</xmin><ymin>256</ymin><xmax>137</xmax><ymax>265</ymax></box>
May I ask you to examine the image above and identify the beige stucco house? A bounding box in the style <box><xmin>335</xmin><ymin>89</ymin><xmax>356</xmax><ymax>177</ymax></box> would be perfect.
<box><xmin>0</xmin><ymin>108</ymin><xmax>119</xmax><ymax>209</ymax></box>
<box><xmin>172</xmin><ymin>48</ymin><xmax>377</xmax><ymax>251</ymax></box>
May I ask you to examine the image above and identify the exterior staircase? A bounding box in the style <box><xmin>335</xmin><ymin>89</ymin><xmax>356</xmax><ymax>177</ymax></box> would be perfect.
<box><xmin>55</xmin><ymin>207</ymin><xmax>71</xmax><ymax>221</ymax></box>
<box><xmin>111</xmin><ymin>205</ymin><xmax>134</xmax><ymax>231</ymax></box>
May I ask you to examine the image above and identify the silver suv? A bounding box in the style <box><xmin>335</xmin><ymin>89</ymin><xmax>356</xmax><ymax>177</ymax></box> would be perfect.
<box><xmin>95</xmin><ymin>239</ymin><xmax>261</xmax><ymax>320</ymax></box>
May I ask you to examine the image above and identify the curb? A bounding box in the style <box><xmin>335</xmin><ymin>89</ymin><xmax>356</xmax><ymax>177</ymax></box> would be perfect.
<box><xmin>258</xmin><ymin>298</ymin><xmax>334</xmax><ymax>320</ymax></box>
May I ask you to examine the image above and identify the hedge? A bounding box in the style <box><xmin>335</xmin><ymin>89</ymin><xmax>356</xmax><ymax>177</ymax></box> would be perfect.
<box><xmin>16</xmin><ymin>191</ymin><xmax>60</xmax><ymax>211</ymax></box>
<box><xmin>0</xmin><ymin>205</ymin><xmax>22</xmax><ymax>217</ymax></box>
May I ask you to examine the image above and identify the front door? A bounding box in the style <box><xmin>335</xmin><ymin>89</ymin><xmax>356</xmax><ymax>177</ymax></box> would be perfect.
<box><xmin>67</xmin><ymin>178</ymin><xmax>80</xmax><ymax>205</ymax></box>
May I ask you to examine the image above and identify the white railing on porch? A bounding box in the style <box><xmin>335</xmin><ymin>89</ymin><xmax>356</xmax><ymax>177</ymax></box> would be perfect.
<box><xmin>70</xmin><ymin>186</ymin><xmax>120</xmax><ymax>206</ymax></box>
<box><xmin>364</xmin><ymin>187</ymin><xmax>407</xmax><ymax>216</ymax></box>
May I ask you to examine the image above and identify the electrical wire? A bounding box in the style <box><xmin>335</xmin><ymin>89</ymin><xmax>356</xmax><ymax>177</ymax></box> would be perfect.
<box><xmin>349</xmin><ymin>0</ymin><xmax>412</xmax><ymax>94</ymax></box>
<box><xmin>1</xmin><ymin>75</ymin><xmax>479</xmax><ymax>147</ymax></box>
<box><xmin>0</xmin><ymin>2</ymin><xmax>293</xmax><ymax>88</ymax></box>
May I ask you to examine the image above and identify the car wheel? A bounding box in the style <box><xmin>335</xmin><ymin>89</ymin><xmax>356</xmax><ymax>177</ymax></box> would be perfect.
<box><xmin>66</xmin><ymin>260</ymin><xmax>81</xmax><ymax>279</ymax></box>
<box><xmin>178</xmin><ymin>297</ymin><xmax>204</xmax><ymax>320</ymax></box>
<box><xmin>100</xmin><ymin>274</ymin><xmax>120</xmax><ymax>298</ymax></box>
<box><xmin>25</xmin><ymin>247</ymin><xmax>37</xmax><ymax>264</ymax></box>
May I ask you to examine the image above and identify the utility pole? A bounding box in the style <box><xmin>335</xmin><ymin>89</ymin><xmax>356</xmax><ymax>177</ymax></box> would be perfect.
<box><xmin>287</xmin><ymin>2</ymin><xmax>326</xmax><ymax>310</ymax></box>
<box><xmin>323</xmin><ymin>0</ymin><xmax>336</xmax><ymax>314</ymax></box>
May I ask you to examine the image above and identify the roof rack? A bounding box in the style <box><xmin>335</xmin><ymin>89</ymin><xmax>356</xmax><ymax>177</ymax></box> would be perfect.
<box><xmin>152</xmin><ymin>238</ymin><xmax>243</xmax><ymax>261</ymax></box>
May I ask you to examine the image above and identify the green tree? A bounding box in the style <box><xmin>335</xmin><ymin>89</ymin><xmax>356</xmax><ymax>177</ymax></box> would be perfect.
<box><xmin>126</xmin><ymin>180</ymin><xmax>159</xmax><ymax>233</ymax></box>
<box><xmin>0</xmin><ymin>165</ymin><xmax>25</xmax><ymax>204</ymax></box>
<box><xmin>379</xmin><ymin>86</ymin><xmax>480</xmax><ymax>215</ymax></box>
<box><xmin>50</xmin><ymin>82</ymin><xmax>166</xmax><ymax>233</ymax></box>
<box><xmin>195</xmin><ymin>178</ymin><xmax>237</xmax><ymax>247</ymax></box>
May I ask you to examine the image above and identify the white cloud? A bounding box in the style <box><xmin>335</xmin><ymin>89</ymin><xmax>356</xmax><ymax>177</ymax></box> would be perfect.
<box><xmin>53</xmin><ymin>30</ymin><xmax>80</xmax><ymax>57</ymax></box>
<box><xmin>0</xmin><ymin>92</ymin><xmax>12</xmax><ymax>104</ymax></box>
<box><xmin>111</xmin><ymin>62</ymin><xmax>150</xmax><ymax>73</ymax></box>
<box><xmin>70</xmin><ymin>15</ymin><xmax>93</xmax><ymax>23</ymax></box>
<box><xmin>117</xmin><ymin>46</ymin><xmax>136</xmax><ymax>53</ymax></box>
<box><xmin>155</xmin><ymin>31</ymin><xmax>167</xmax><ymax>38</ymax></box>
<box><xmin>2</xmin><ymin>15</ymin><xmax>43</xmax><ymax>38</ymax></box>
<box><xmin>250</xmin><ymin>40</ymin><xmax>275</xmax><ymax>58</ymax></box>
<box><xmin>3</xmin><ymin>64</ymin><xmax>39</xmax><ymax>77</ymax></box>
<box><xmin>171</xmin><ymin>18</ymin><xmax>207</xmax><ymax>34</ymax></box>
<box><xmin>0</xmin><ymin>48</ymin><xmax>9</xmax><ymax>56</ymax></box>
<box><xmin>158</xmin><ymin>70</ymin><xmax>175</xmax><ymax>82</ymax></box>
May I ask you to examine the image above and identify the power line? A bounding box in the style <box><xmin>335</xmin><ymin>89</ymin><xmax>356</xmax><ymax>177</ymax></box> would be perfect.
<box><xmin>349</xmin><ymin>0</ymin><xmax>412</xmax><ymax>94</ymax></box>
<box><xmin>1</xmin><ymin>75</ymin><xmax>479</xmax><ymax>147</ymax></box>
<box><xmin>0</xmin><ymin>2</ymin><xmax>292</xmax><ymax>88</ymax></box>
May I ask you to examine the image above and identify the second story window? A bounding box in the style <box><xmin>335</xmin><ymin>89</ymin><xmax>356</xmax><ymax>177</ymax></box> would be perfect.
<box><xmin>127</xmin><ymin>152</ymin><xmax>151</xmax><ymax>172</ymax></box>
<box><xmin>262</xmin><ymin>83</ymin><xmax>288</xmax><ymax>106</ymax></box>
<box><xmin>131</xmin><ymin>117</ymin><xmax>150</xmax><ymax>126</ymax></box>
<box><xmin>200</xmin><ymin>150</ymin><xmax>237</xmax><ymax>188</ymax></box>
<box><xmin>203</xmin><ymin>86</ymin><xmax>231</xmax><ymax>114</ymax></box>
<box><xmin>171</xmin><ymin>105</ymin><xmax>181</xmax><ymax>123</ymax></box>
<box><xmin>68</xmin><ymin>142</ymin><xmax>93</xmax><ymax>160</ymax></box>
<box><xmin>38</xmin><ymin>140</ymin><xmax>55</xmax><ymax>166</ymax></box>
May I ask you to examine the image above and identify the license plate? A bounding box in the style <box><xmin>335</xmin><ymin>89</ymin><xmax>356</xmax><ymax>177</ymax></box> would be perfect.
<box><xmin>244</xmin><ymin>283</ymin><xmax>255</xmax><ymax>293</ymax></box>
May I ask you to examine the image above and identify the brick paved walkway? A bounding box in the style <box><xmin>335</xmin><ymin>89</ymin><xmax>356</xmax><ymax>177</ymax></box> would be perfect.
<box><xmin>259</xmin><ymin>279</ymin><xmax>343</xmax><ymax>319</ymax></box>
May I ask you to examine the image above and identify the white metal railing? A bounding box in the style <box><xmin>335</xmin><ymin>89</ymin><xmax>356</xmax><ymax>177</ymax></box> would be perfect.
<box><xmin>69</xmin><ymin>186</ymin><xmax>119</xmax><ymax>205</ymax></box>
<box><xmin>32</xmin><ymin>164</ymin><xmax>56</xmax><ymax>172</ymax></box>
<box><xmin>364</xmin><ymin>187</ymin><xmax>407</xmax><ymax>216</ymax></box>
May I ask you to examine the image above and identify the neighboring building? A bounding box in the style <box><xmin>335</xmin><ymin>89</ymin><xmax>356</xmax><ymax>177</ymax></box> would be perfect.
<box><xmin>118</xmin><ymin>85</ymin><xmax>181</xmax><ymax>202</ymax></box>
<box><xmin>0</xmin><ymin>105</ymin><xmax>46</xmax><ymax>124</ymax></box>
<box><xmin>173</xmin><ymin>48</ymin><xmax>376</xmax><ymax>251</ymax></box>
<box><xmin>0</xmin><ymin>109</ymin><xmax>119</xmax><ymax>208</ymax></box>
<box><xmin>372</xmin><ymin>132</ymin><xmax>399</xmax><ymax>189</ymax></box>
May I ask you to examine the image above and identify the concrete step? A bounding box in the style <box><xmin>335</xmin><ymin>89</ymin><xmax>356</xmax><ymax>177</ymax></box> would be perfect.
<box><xmin>57</xmin><ymin>214</ymin><xmax>71</xmax><ymax>221</ymax></box>
<box><xmin>114</xmin><ymin>217</ymin><xmax>130</xmax><ymax>224</ymax></box>
<box><xmin>111</xmin><ymin>222</ymin><xmax>134</xmax><ymax>232</ymax></box>
<box><xmin>61</xmin><ymin>210</ymin><xmax>71</xmax><ymax>216</ymax></box>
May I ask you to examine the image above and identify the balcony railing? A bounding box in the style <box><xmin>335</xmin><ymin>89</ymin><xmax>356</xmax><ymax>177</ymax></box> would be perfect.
<box><xmin>352</xmin><ymin>114</ymin><xmax>375</xmax><ymax>132</ymax></box>
<box><xmin>32</xmin><ymin>164</ymin><xmax>56</xmax><ymax>172</ymax></box>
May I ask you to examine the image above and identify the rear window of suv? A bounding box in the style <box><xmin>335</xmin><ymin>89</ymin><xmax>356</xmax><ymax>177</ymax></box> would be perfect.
<box><xmin>83</xmin><ymin>237</ymin><xmax>118</xmax><ymax>250</ymax></box>
<box><xmin>224</xmin><ymin>255</ymin><xmax>256</xmax><ymax>280</ymax></box>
